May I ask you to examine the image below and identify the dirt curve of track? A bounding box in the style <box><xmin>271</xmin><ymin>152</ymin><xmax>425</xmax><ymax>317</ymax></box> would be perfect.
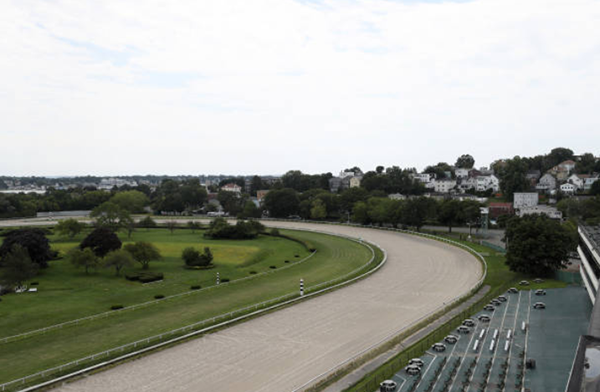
<box><xmin>39</xmin><ymin>221</ymin><xmax>482</xmax><ymax>392</ymax></box>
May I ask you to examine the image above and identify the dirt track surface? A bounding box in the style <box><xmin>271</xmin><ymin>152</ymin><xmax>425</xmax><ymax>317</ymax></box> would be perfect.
<box><xmin>39</xmin><ymin>221</ymin><xmax>482</xmax><ymax>392</ymax></box>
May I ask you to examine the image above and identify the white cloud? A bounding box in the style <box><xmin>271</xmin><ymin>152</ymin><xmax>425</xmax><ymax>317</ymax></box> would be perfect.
<box><xmin>1</xmin><ymin>0</ymin><xmax>600</xmax><ymax>176</ymax></box>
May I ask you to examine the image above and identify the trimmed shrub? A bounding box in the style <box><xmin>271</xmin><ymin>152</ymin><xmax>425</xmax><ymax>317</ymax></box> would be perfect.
<box><xmin>190</xmin><ymin>285</ymin><xmax>201</xmax><ymax>290</ymax></box>
<box><xmin>220</xmin><ymin>278</ymin><xmax>230</xmax><ymax>283</ymax></box>
<box><xmin>111</xmin><ymin>305</ymin><xmax>124</xmax><ymax>310</ymax></box>
<box><xmin>182</xmin><ymin>247</ymin><xmax>213</xmax><ymax>267</ymax></box>
<box><xmin>284</xmin><ymin>260</ymin><xmax>290</xmax><ymax>263</ymax></box>
<box><xmin>294</xmin><ymin>254</ymin><xmax>300</xmax><ymax>258</ymax></box>
<box><xmin>269</xmin><ymin>265</ymin><xmax>277</xmax><ymax>269</ymax></box>
<box><xmin>30</xmin><ymin>282</ymin><xmax>39</xmax><ymax>286</ymax></box>
<box><xmin>249</xmin><ymin>271</ymin><xmax>257</xmax><ymax>275</ymax></box>
<box><xmin>154</xmin><ymin>294</ymin><xmax>165</xmax><ymax>299</ymax></box>
<box><xmin>309</xmin><ymin>248</ymin><xmax>316</xmax><ymax>253</ymax></box>
<box><xmin>125</xmin><ymin>272</ymin><xmax>163</xmax><ymax>283</ymax></box>
<box><xmin>204</xmin><ymin>218</ymin><xmax>264</xmax><ymax>240</ymax></box>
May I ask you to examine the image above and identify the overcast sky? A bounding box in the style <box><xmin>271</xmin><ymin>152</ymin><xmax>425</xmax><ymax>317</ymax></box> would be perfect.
<box><xmin>1</xmin><ymin>0</ymin><xmax>599</xmax><ymax>177</ymax></box>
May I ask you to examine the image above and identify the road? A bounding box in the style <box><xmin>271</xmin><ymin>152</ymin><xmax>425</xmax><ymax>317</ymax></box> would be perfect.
<box><xmin>2</xmin><ymin>219</ymin><xmax>482</xmax><ymax>392</ymax></box>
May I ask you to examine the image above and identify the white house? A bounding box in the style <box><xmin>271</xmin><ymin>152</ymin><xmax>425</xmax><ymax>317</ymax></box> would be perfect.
<box><xmin>413</xmin><ymin>173</ymin><xmax>435</xmax><ymax>184</ymax></box>
<box><xmin>433</xmin><ymin>179</ymin><xmax>457</xmax><ymax>193</ymax></box>
<box><xmin>388</xmin><ymin>193</ymin><xmax>407</xmax><ymax>200</ymax></box>
<box><xmin>220</xmin><ymin>183</ymin><xmax>242</xmax><ymax>193</ymax></box>
<box><xmin>349</xmin><ymin>176</ymin><xmax>362</xmax><ymax>188</ymax></box>
<box><xmin>567</xmin><ymin>174</ymin><xmax>585</xmax><ymax>190</ymax></box>
<box><xmin>513</xmin><ymin>192</ymin><xmax>539</xmax><ymax>209</ymax></box>
<box><xmin>476</xmin><ymin>175</ymin><xmax>499</xmax><ymax>192</ymax></box>
<box><xmin>584</xmin><ymin>175</ymin><xmax>600</xmax><ymax>191</ymax></box>
<box><xmin>455</xmin><ymin>168</ymin><xmax>469</xmax><ymax>179</ymax></box>
<box><xmin>518</xmin><ymin>205</ymin><xmax>563</xmax><ymax>220</ymax></box>
<box><xmin>560</xmin><ymin>183</ymin><xmax>576</xmax><ymax>195</ymax></box>
<box><xmin>536</xmin><ymin>173</ymin><xmax>557</xmax><ymax>192</ymax></box>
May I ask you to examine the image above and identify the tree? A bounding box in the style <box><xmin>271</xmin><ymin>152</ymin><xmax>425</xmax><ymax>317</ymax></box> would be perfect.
<box><xmin>90</xmin><ymin>202</ymin><xmax>132</xmax><ymax>230</ymax></box>
<box><xmin>591</xmin><ymin>180</ymin><xmax>600</xmax><ymax>196</ymax></box>
<box><xmin>80</xmin><ymin>227</ymin><xmax>122</xmax><ymax>258</ymax></box>
<box><xmin>239</xmin><ymin>200</ymin><xmax>261</xmax><ymax>219</ymax></box>
<box><xmin>455</xmin><ymin>154</ymin><xmax>475</xmax><ymax>169</ymax></box>
<box><xmin>310</xmin><ymin>199</ymin><xmax>327</xmax><ymax>220</ymax></box>
<box><xmin>438</xmin><ymin>199</ymin><xmax>464</xmax><ymax>233</ymax></box>
<box><xmin>504</xmin><ymin>214</ymin><xmax>577</xmax><ymax>276</ymax></box>
<box><xmin>0</xmin><ymin>244</ymin><xmax>39</xmax><ymax>288</ymax></box>
<box><xmin>575</xmin><ymin>153</ymin><xmax>597</xmax><ymax>174</ymax></box>
<box><xmin>110</xmin><ymin>190</ymin><xmax>149</xmax><ymax>213</ymax></box>
<box><xmin>400</xmin><ymin>197</ymin><xmax>437</xmax><ymax>231</ymax></box>
<box><xmin>123</xmin><ymin>242</ymin><xmax>161</xmax><ymax>270</ymax></box>
<box><xmin>424</xmin><ymin>162</ymin><xmax>453</xmax><ymax>179</ymax></box>
<box><xmin>182</xmin><ymin>246</ymin><xmax>213</xmax><ymax>267</ymax></box>
<box><xmin>462</xmin><ymin>200</ymin><xmax>482</xmax><ymax>235</ymax></box>
<box><xmin>138</xmin><ymin>216</ymin><xmax>157</xmax><ymax>230</ymax></box>
<box><xmin>55</xmin><ymin>219</ymin><xmax>84</xmax><ymax>239</ymax></box>
<box><xmin>263</xmin><ymin>188</ymin><xmax>300</xmax><ymax>218</ymax></box>
<box><xmin>187</xmin><ymin>221</ymin><xmax>202</xmax><ymax>233</ymax></box>
<box><xmin>494</xmin><ymin>156</ymin><xmax>530</xmax><ymax>201</ymax></box>
<box><xmin>68</xmin><ymin>247</ymin><xmax>100</xmax><ymax>274</ymax></box>
<box><xmin>376</xmin><ymin>166</ymin><xmax>385</xmax><ymax>174</ymax></box>
<box><xmin>103</xmin><ymin>249</ymin><xmax>134</xmax><ymax>276</ymax></box>
<box><xmin>165</xmin><ymin>221</ymin><xmax>178</xmax><ymax>235</ymax></box>
<box><xmin>352</xmin><ymin>201</ymin><xmax>369</xmax><ymax>225</ymax></box>
<box><xmin>0</xmin><ymin>228</ymin><xmax>52</xmax><ymax>268</ymax></box>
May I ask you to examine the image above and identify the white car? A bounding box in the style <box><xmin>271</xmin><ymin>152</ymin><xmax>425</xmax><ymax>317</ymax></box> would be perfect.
<box><xmin>432</xmin><ymin>343</ymin><xmax>446</xmax><ymax>352</ymax></box>
<box><xmin>535</xmin><ymin>289</ymin><xmax>546</xmax><ymax>296</ymax></box>
<box><xmin>408</xmin><ymin>358</ymin><xmax>424</xmax><ymax>367</ymax></box>
<box><xmin>484</xmin><ymin>304</ymin><xmax>495</xmax><ymax>311</ymax></box>
<box><xmin>478</xmin><ymin>314</ymin><xmax>491</xmax><ymax>322</ymax></box>
<box><xmin>508</xmin><ymin>287</ymin><xmax>519</xmax><ymax>294</ymax></box>
<box><xmin>380</xmin><ymin>380</ymin><xmax>397</xmax><ymax>392</ymax></box>
<box><xmin>463</xmin><ymin>319</ymin><xmax>476</xmax><ymax>327</ymax></box>
<box><xmin>445</xmin><ymin>335</ymin><xmax>459</xmax><ymax>344</ymax></box>
<box><xmin>405</xmin><ymin>365</ymin><xmax>421</xmax><ymax>375</ymax></box>
<box><xmin>457</xmin><ymin>325</ymin><xmax>471</xmax><ymax>334</ymax></box>
<box><xmin>533</xmin><ymin>302</ymin><xmax>546</xmax><ymax>309</ymax></box>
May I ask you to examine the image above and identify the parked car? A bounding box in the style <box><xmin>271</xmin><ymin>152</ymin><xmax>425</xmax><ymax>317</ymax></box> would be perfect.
<box><xmin>535</xmin><ymin>289</ymin><xmax>546</xmax><ymax>296</ymax></box>
<box><xmin>457</xmin><ymin>325</ymin><xmax>471</xmax><ymax>334</ymax></box>
<box><xmin>519</xmin><ymin>280</ymin><xmax>530</xmax><ymax>286</ymax></box>
<box><xmin>484</xmin><ymin>304</ymin><xmax>495</xmax><ymax>311</ymax></box>
<box><xmin>380</xmin><ymin>380</ymin><xmax>397</xmax><ymax>392</ymax></box>
<box><xmin>533</xmin><ymin>302</ymin><xmax>546</xmax><ymax>309</ymax></box>
<box><xmin>497</xmin><ymin>295</ymin><xmax>507</xmax><ymax>302</ymax></box>
<box><xmin>409</xmin><ymin>358</ymin><xmax>424</xmax><ymax>367</ymax></box>
<box><xmin>463</xmin><ymin>319</ymin><xmax>476</xmax><ymax>327</ymax></box>
<box><xmin>478</xmin><ymin>314</ymin><xmax>491</xmax><ymax>322</ymax></box>
<box><xmin>432</xmin><ymin>343</ymin><xmax>446</xmax><ymax>352</ymax></box>
<box><xmin>445</xmin><ymin>335</ymin><xmax>459</xmax><ymax>344</ymax></box>
<box><xmin>491</xmin><ymin>299</ymin><xmax>501</xmax><ymax>306</ymax></box>
<box><xmin>405</xmin><ymin>365</ymin><xmax>421</xmax><ymax>375</ymax></box>
<box><xmin>508</xmin><ymin>287</ymin><xmax>519</xmax><ymax>294</ymax></box>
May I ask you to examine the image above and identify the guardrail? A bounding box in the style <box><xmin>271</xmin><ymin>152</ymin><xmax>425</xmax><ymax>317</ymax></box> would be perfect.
<box><xmin>0</xmin><ymin>229</ymin><xmax>384</xmax><ymax>392</ymax></box>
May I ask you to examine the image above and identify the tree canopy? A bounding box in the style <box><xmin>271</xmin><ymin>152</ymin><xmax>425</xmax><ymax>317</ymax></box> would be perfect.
<box><xmin>0</xmin><ymin>228</ymin><xmax>52</xmax><ymax>268</ymax></box>
<box><xmin>80</xmin><ymin>227</ymin><xmax>122</xmax><ymax>258</ymax></box>
<box><xmin>504</xmin><ymin>214</ymin><xmax>577</xmax><ymax>276</ymax></box>
<box><xmin>0</xmin><ymin>244</ymin><xmax>39</xmax><ymax>288</ymax></box>
<box><xmin>455</xmin><ymin>154</ymin><xmax>475</xmax><ymax>169</ymax></box>
<box><xmin>123</xmin><ymin>242</ymin><xmax>161</xmax><ymax>270</ymax></box>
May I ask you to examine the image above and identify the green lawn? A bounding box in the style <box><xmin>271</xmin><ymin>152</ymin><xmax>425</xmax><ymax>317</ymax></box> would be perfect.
<box><xmin>0</xmin><ymin>228</ymin><xmax>375</xmax><ymax>384</ymax></box>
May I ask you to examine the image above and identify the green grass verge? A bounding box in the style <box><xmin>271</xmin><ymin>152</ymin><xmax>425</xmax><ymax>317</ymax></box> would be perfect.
<box><xmin>0</xmin><ymin>228</ymin><xmax>375</xmax><ymax>385</ymax></box>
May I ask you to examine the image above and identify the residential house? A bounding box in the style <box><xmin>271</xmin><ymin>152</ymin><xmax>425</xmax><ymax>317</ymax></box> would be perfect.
<box><xmin>413</xmin><ymin>173</ymin><xmax>435</xmax><ymax>184</ymax></box>
<box><xmin>513</xmin><ymin>192</ymin><xmax>538</xmax><ymax>209</ymax></box>
<box><xmin>220</xmin><ymin>183</ymin><xmax>242</xmax><ymax>193</ymax></box>
<box><xmin>548</xmin><ymin>160</ymin><xmax>576</xmax><ymax>181</ymax></box>
<box><xmin>256</xmin><ymin>190</ymin><xmax>269</xmax><ymax>204</ymax></box>
<box><xmin>536</xmin><ymin>173</ymin><xmax>557</xmax><ymax>192</ymax></box>
<box><xmin>584</xmin><ymin>175</ymin><xmax>600</xmax><ymax>191</ymax></box>
<box><xmin>517</xmin><ymin>205</ymin><xmax>563</xmax><ymax>220</ymax></box>
<box><xmin>567</xmin><ymin>174</ymin><xmax>586</xmax><ymax>190</ymax></box>
<box><xmin>476</xmin><ymin>175</ymin><xmax>500</xmax><ymax>193</ymax></box>
<box><xmin>455</xmin><ymin>168</ymin><xmax>469</xmax><ymax>179</ymax></box>
<box><xmin>349</xmin><ymin>176</ymin><xmax>362</xmax><ymax>188</ymax></box>
<box><xmin>489</xmin><ymin>202</ymin><xmax>514</xmax><ymax>219</ymax></box>
<box><xmin>433</xmin><ymin>179</ymin><xmax>457</xmax><ymax>193</ymax></box>
<box><xmin>560</xmin><ymin>183</ymin><xmax>576</xmax><ymax>195</ymax></box>
<box><xmin>328</xmin><ymin>177</ymin><xmax>342</xmax><ymax>193</ymax></box>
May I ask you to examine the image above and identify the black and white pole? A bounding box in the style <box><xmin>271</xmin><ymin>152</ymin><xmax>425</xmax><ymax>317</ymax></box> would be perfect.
<box><xmin>216</xmin><ymin>272</ymin><xmax>220</xmax><ymax>285</ymax></box>
<box><xmin>300</xmin><ymin>279</ymin><xmax>304</xmax><ymax>296</ymax></box>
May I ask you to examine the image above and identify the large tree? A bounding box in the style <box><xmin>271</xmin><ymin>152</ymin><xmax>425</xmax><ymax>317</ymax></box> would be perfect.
<box><xmin>455</xmin><ymin>154</ymin><xmax>475</xmax><ymax>169</ymax></box>
<box><xmin>504</xmin><ymin>214</ymin><xmax>577</xmax><ymax>276</ymax></box>
<box><xmin>0</xmin><ymin>228</ymin><xmax>52</xmax><ymax>268</ymax></box>
<box><xmin>494</xmin><ymin>156</ymin><xmax>530</xmax><ymax>201</ymax></box>
<box><xmin>438</xmin><ymin>199</ymin><xmax>464</xmax><ymax>233</ymax></box>
<box><xmin>68</xmin><ymin>247</ymin><xmax>100</xmax><ymax>274</ymax></box>
<box><xmin>55</xmin><ymin>218</ymin><xmax>84</xmax><ymax>239</ymax></box>
<box><xmin>400</xmin><ymin>197</ymin><xmax>437</xmax><ymax>231</ymax></box>
<box><xmin>123</xmin><ymin>242</ymin><xmax>161</xmax><ymax>270</ymax></box>
<box><xmin>90</xmin><ymin>202</ymin><xmax>133</xmax><ymax>230</ymax></box>
<box><xmin>103</xmin><ymin>249</ymin><xmax>133</xmax><ymax>276</ymax></box>
<box><xmin>0</xmin><ymin>244</ymin><xmax>39</xmax><ymax>288</ymax></box>
<box><xmin>263</xmin><ymin>188</ymin><xmax>300</xmax><ymax>218</ymax></box>
<box><xmin>109</xmin><ymin>190</ymin><xmax>149</xmax><ymax>213</ymax></box>
<box><xmin>80</xmin><ymin>227</ymin><xmax>122</xmax><ymax>258</ymax></box>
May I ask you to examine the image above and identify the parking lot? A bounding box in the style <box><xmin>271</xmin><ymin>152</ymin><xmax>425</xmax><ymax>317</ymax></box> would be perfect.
<box><xmin>380</xmin><ymin>286</ymin><xmax>591</xmax><ymax>392</ymax></box>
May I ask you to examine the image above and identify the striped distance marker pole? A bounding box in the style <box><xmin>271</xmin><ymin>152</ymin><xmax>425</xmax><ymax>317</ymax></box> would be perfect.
<box><xmin>300</xmin><ymin>279</ymin><xmax>304</xmax><ymax>296</ymax></box>
<box><xmin>216</xmin><ymin>272</ymin><xmax>220</xmax><ymax>285</ymax></box>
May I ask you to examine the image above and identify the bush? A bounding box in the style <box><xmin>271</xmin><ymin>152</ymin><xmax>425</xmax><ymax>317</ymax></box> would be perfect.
<box><xmin>30</xmin><ymin>282</ymin><xmax>39</xmax><ymax>286</ymax></box>
<box><xmin>204</xmin><ymin>218</ymin><xmax>264</xmax><ymax>240</ymax></box>
<box><xmin>182</xmin><ymin>247</ymin><xmax>213</xmax><ymax>267</ymax></box>
<box><xmin>125</xmin><ymin>272</ymin><xmax>163</xmax><ymax>283</ymax></box>
<box><xmin>294</xmin><ymin>254</ymin><xmax>300</xmax><ymax>258</ymax></box>
<box><xmin>111</xmin><ymin>305</ymin><xmax>124</xmax><ymax>310</ymax></box>
<box><xmin>220</xmin><ymin>278</ymin><xmax>230</xmax><ymax>283</ymax></box>
<box><xmin>284</xmin><ymin>260</ymin><xmax>290</xmax><ymax>263</ymax></box>
<box><xmin>270</xmin><ymin>228</ymin><xmax>280</xmax><ymax>237</ymax></box>
<box><xmin>269</xmin><ymin>265</ymin><xmax>277</xmax><ymax>269</ymax></box>
<box><xmin>309</xmin><ymin>248</ymin><xmax>316</xmax><ymax>253</ymax></box>
<box><xmin>154</xmin><ymin>294</ymin><xmax>165</xmax><ymax>299</ymax></box>
<box><xmin>249</xmin><ymin>271</ymin><xmax>257</xmax><ymax>274</ymax></box>
<box><xmin>190</xmin><ymin>285</ymin><xmax>201</xmax><ymax>290</ymax></box>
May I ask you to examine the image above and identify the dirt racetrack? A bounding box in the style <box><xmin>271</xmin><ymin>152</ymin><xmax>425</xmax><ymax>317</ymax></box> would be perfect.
<box><xmin>48</xmin><ymin>221</ymin><xmax>482</xmax><ymax>392</ymax></box>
